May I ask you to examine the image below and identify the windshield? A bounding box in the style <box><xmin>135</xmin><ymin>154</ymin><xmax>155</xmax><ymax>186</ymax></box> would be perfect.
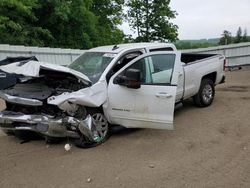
<box><xmin>69</xmin><ymin>52</ymin><xmax>116</xmax><ymax>83</ymax></box>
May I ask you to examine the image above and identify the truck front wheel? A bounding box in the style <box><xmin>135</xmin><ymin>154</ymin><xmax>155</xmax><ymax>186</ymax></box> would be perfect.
<box><xmin>193</xmin><ymin>79</ymin><xmax>215</xmax><ymax>107</ymax></box>
<box><xmin>74</xmin><ymin>112</ymin><xmax>110</xmax><ymax>148</ymax></box>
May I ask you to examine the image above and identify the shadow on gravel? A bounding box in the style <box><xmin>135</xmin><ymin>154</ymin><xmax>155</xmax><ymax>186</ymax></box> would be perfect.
<box><xmin>3</xmin><ymin>125</ymin><xmax>141</xmax><ymax>146</ymax></box>
<box><xmin>174</xmin><ymin>99</ymin><xmax>196</xmax><ymax>117</ymax></box>
<box><xmin>217</xmin><ymin>85</ymin><xmax>250</xmax><ymax>92</ymax></box>
<box><xmin>111</xmin><ymin>126</ymin><xmax>141</xmax><ymax>136</ymax></box>
<box><xmin>4</xmin><ymin>130</ymin><xmax>67</xmax><ymax>145</ymax></box>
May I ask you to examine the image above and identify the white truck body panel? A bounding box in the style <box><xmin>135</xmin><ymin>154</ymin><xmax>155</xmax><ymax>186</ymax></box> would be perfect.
<box><xmin>176</xmin><ymin>55</ymin><xmax>225</xmax><ymax>102</ymax></box>
<box><xmin>106</xmin><ymin>52</ymin><xmax>181</xmax><ymax>129</ymax></box>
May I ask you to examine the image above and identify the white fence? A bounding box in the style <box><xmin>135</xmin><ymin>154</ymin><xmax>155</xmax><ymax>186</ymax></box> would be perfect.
<box><xmin>1</xmin><ymin>43</ymin><xmax>250</xmax><ymax>67</ymax></box>
<box><xmin>183</xmin><ymin>42</ymin><xmax>250</xmax><ymax>67</ymax></box>
<box><xmin>0</xmin><ymin>44</ymin><xmax>85</xmax><ymax>65</ymax></box>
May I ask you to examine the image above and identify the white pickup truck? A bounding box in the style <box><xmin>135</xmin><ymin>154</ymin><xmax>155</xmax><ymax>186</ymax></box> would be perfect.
<box><xmin>0</xmin><ymin>43</ymin><xmax>225</xmax><ymax>148</ymax></box>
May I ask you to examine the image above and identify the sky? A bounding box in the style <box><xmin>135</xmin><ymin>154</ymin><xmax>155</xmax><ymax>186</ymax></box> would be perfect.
<box><xmin>121</xmin><ymin>0</ymin><xmax>250</xmax><ymax>40</ymax></box>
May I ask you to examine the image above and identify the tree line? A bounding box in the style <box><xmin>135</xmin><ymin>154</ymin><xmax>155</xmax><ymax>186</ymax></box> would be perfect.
<box><xmin>0</xmin><ymin>0</ymin><xmax>178</xmax><ymax>49</ymax></box>
<box><xmin>219</xmin><ymin>27</ymin><xmax>250</xmax><ymax>45</ymax></box>
<box><xmin>175</xmin><ymin>27</ymin><xmax>250</xmax><ymax>50</ymax></box>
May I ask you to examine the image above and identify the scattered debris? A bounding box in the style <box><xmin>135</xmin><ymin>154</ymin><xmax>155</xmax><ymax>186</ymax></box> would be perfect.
<box><xmin>218</xmin><ymin>127</ymin><xmax>228</xmax><ymax>135</ymax></box>
<box><xmin>243</xmin><ymin>146</ymin><xmax>247</xmax><ymax>150</ymax></box>
<box><xmin>86</xmin><ymin>177</ymin><xmax>92</xmax><ymax>183</ymax></box>
<box><xmin>149</xmin><ymin>164</ymin><xmax>155</xmax><ymax>168</ymax></box>
<box><xmin>64</xmin><ymin>143</ymin><xmax>71</xmax><ymax>151</ymax></box>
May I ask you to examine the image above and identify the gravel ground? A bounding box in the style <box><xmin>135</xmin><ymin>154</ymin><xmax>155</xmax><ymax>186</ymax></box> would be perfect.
<box><xmin>0</xmin><ymin>70</ymin><xmax>249</xmax><ymax>188</ymax></box>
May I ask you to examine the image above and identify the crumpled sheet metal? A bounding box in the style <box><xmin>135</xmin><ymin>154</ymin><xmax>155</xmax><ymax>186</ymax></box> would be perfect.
<box><xmin>0</xmin><ymin>112</ymin><xmax>99</xmax><ymax>141</ymax></box>
<box><xmin>0</xmin><ymin>91</ymin><xmax>43</xmax><ymax>106</ymax></box>
<box><xmin>0</xmin><ymin>60</ymin><xmax>107</xmax><ymax>108</ymax></box>
<box><xmin>0</xmin><ymin>60</ymin><xmax>91</xmax><ymax>83</ymax></box>
<box><xmin>48</xmin><ymin>81</ymin><xmax>107</xmax><ymax>109</ymax></box>
<box><xmin>78</xmin><ymin>115</ymin><xmax>99</xmax><ymax>142</ymax></box>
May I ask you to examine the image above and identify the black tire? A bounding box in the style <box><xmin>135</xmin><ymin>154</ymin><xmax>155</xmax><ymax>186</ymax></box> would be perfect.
<box><xmin>193</xmin><ymin>79</ymin><xmax>215</xmax><ymax>107</ymax></box>
<box><xmin>74</xmin><ymin>112</ymin><xmax>110</xmax><ymax>148</ymax></box>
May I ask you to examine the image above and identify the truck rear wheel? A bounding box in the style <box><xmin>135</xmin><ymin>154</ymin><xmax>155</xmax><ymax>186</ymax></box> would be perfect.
<box><xmin>193</xmin><ymin>79</ymin><xmax>215</xmax><ymax>107</ymax></box>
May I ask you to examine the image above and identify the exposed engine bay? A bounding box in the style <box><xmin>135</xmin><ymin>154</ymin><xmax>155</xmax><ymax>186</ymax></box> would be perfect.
<box><xmin>3</xmin><ymin>70</ymin><xmax>87</xmax><ymax>116</ymax></box>
<box><xmin>0</xmin><ymin>59</ymin><xmax>109</xmax><ymax>148</ymax></box>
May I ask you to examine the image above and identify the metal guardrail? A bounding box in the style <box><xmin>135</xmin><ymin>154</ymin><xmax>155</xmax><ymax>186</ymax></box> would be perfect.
<box><xmin>0</xmin><ymin>44</ymin><xmax>86</xmax><ymax>65</ymax></box>
<box><xmin>1</xmin><ymin>43</ymin><xmax>250</xmax><ymax>67</ymax></box>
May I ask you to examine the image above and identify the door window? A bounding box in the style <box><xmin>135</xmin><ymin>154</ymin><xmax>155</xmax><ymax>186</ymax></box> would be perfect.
<box><xmin>120</xmin><ymin>54</ymin><xmax>176</xmax><ymax>85</ymax></box>
<box><xmin>106</xmin><ymin>51</ymin><xmax>143</xmax><ymax>82</ymax></box>
<box><xmin>149</xmin><ymin>47</ymin><xmax>174</xmax><ymax>52</ymax></box>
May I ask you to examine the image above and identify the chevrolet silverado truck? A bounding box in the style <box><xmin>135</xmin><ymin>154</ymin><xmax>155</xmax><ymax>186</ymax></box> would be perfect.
<box><xmin>0</xmin><ymin>43</ymin><xmax>226</xmax><ymax>148</ymax></box>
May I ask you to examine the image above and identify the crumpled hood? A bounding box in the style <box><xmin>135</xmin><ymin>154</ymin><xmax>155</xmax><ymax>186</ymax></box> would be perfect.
<box><xmin>0</xmin><ymin>60</ymin><xmax>91</xmax><ymax>84</ymax></box>
<box><xmin>0</xmin><ymin>60</ymin><xmax>107</xmax><ymax>109</ymax></box>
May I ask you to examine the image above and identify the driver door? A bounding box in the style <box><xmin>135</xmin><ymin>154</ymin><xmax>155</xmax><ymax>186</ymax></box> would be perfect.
<box><xmin>106</xmin><ymin>52</ymin><xmax>181</xmax><ymax>130</ymax></box>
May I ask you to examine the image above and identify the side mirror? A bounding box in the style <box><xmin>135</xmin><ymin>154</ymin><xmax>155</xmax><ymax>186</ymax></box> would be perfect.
<box><xmin>115</xmin><ymin>69</ymin><xmax>141</xmax><ymax>89</ymax></box>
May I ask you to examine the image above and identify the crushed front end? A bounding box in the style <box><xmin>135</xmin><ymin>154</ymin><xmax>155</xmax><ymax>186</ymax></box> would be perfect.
<box><xmin>0</xmin><ymin>65</ymin><xmax>109</xmax><ymax>147</ymax></box>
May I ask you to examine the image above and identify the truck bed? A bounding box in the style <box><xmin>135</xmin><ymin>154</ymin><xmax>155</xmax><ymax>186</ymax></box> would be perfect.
<box><xmin>181</xmin><ymin>53</ymin><xmax>219</xmax><ymax>64</ymax></box>
<box><xmin>176</xmin><ymin>53</ymin><xmax>225</xmax><ymax>102</ymax></box>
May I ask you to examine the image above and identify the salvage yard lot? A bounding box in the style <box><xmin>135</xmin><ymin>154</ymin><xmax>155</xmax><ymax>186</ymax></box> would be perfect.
<box><xmin>0</xmin><ymin>70</ymin><xmax>250</xmax><ymax>188</ymax></box>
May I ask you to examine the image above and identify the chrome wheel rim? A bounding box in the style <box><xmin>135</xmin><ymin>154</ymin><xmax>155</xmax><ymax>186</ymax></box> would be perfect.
<box><xmin>92</xmin><ymin>113</ymin><xmax>108</xmax><ymax>139</ymax></box>
<box><xmin>202</xmin><ymin>84</ymin><xmax>213</xmax><ymax>103</ymax></box>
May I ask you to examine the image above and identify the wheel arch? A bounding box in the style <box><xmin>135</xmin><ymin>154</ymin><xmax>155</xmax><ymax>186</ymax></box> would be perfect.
<box><xmin>85</xmin><ymin>106</ymin><xmax>104</xmax><ymax>114</ymax></box>
<box><xmin>202</xmin><ymin>72</ymin><xmax>217</xmax><ymax>84</ymax></box>
<box><xmin>193</xmin><ymin>78</ymin><xmax>215</xmax><ymax>107</ymax></box>
<box><xmin>85</xmin><ymin>106</ymin><xmax>113</xmax><ymax>124</ymax></box>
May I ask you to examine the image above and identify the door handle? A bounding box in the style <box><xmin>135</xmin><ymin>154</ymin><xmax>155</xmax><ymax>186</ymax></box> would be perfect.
<box><xmin>155</xmin><ymin>92</ymin><xmax>172</xmax><ymax>98</ymax></box>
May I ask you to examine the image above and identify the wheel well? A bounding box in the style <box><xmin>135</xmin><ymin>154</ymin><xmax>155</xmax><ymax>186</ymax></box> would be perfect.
<box><xmin>202</xmin><ymin>72</ymin><xmax>217</xmax><ymax>83</ymax></box>
<box><xmin>85</xmin><ymin>107</ymin><xmax>103</xmax><ymax>115</ymax></box>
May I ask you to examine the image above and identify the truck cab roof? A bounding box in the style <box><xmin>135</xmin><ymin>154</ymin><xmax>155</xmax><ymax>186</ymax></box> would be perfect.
<box><xmin>88</xmin><ymin>42</ymin><xmax>177</xmax><ymax>53</ymax></box>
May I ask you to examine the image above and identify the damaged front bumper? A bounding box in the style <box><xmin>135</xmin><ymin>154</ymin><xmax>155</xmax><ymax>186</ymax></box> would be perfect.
<box><xmin>0</xmin><ymin>92</ymin><xmax>43</xmax><ymax>106</ymax></box>
<box><xmin>0</xmin><ymin>111</ymin><xmax>99</xmax><ymax>142</ymax></box>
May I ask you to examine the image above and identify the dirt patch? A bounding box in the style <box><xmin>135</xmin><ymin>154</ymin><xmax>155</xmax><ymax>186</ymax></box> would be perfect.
<box><xmin>186</xmin><ymin>141</ymin><xmax>195</xmax><ymax>150</ymax></box>
<box><xmin>217</xmin><ymin>85</ymin><xmax>250</xmax><ymax>92</ymax></box>
<box><xmin>218</xmin><ymin>127</ymin><xmax>228</xmax><ymax>135</ymax></box>
<box><xmin>241</xmin><ymin>97</ymin><xmax>250</xmax><ymax>100</ymax></box>
<box><xmin>0</xmin><ymin>99</ymin><xmax>6</xmax><ymax>111</ymax></box>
